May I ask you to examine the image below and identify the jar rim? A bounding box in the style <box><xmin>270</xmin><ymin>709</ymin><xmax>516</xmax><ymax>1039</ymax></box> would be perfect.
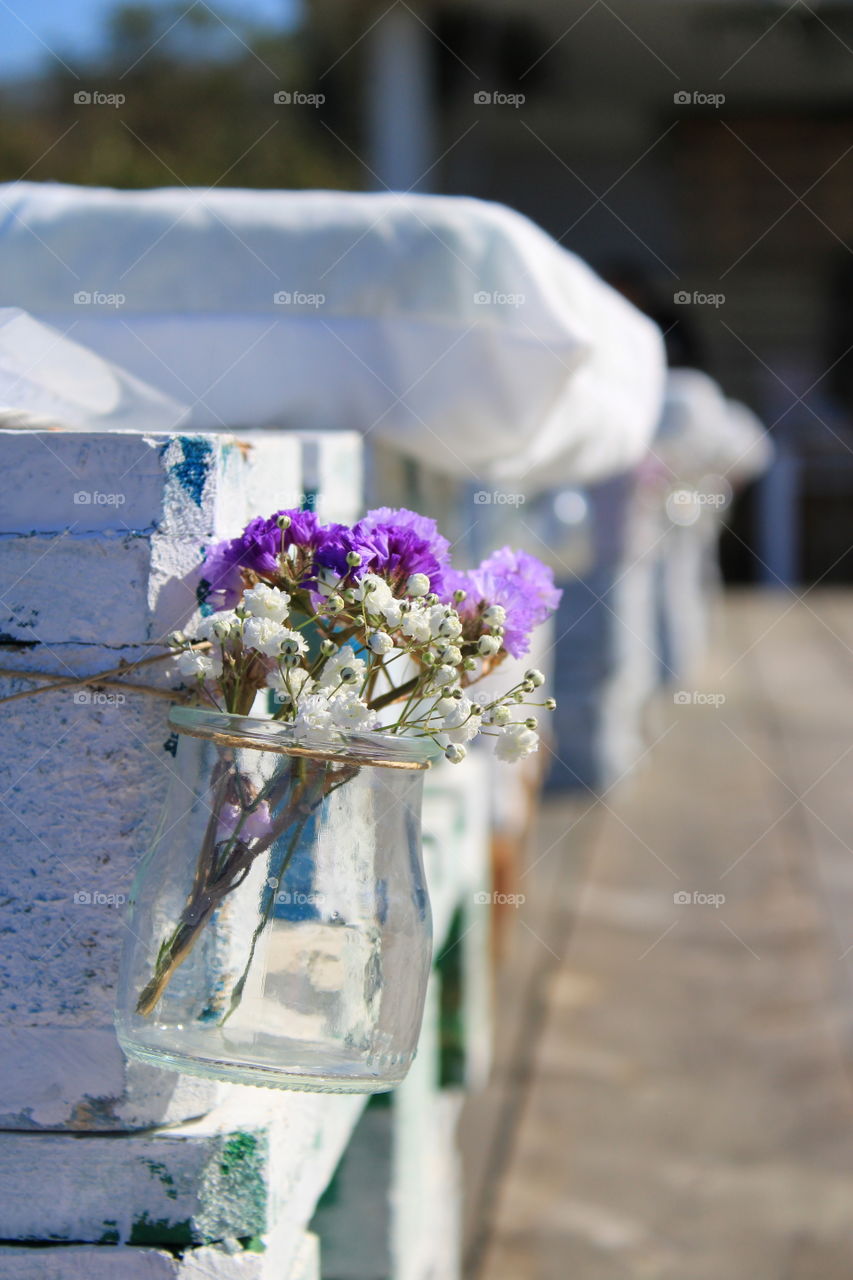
<box><xmin>169</xmin><ymin>706</ymin><xmax>441</xmax><ymax>770</ymax></box>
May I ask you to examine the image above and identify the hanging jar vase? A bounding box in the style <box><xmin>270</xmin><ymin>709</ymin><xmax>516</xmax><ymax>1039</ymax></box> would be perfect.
<box><xmin>116</xmin><ymin>706</ymin><xmax>438</xmax><ymax>1094</ymax></box>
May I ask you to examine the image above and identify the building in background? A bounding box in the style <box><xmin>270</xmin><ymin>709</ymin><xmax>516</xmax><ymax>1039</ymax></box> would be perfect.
<box><xmin>312</xmin><ymin>0</ymin><xmax>853</xmax><ymax>584</ymax></box>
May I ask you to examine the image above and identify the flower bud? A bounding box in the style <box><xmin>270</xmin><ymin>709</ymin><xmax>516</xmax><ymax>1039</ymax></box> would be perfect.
<box><xmin>453</xmin><ymin>588</ymin><xmax>467</xmax><ymax>603</ymax></box>
<box><xmin>339</xmin><ymin>666</ymin><xmax>358</xmax><ymax>684</ymax></box>
<box><xmin>520</xmin><ymin>680</ymin><xmax>535</xmax><ymax>693</ymax></box>
<box><xmin>525</xmin><ymin>716</ymin><xmax>538</xmax><ymax>730</ymax></box>
<box><xmin>544</xmin><ymin>697</ymin><xmax>557</xmax><ymax>710</ymax></box>
<box><xmin>483</xmin><ymin>604</ymin><xmax>506</xmax><ymax>627</ymax></box>
<box><xmin>492</xmin><ymin>705</ymin><xmax>511</xmax><ymax>726</ymax></box>
<box><xmin>463</xmin><ymin>656</ymin><xmax>477</xmax><ymax>670</ymax></box>
<box><xmin>277</xmin><ymin>514</ymin><xmax>292</xmax><ymax>530</ymax></box>
<box><xmin>282</xmin><ymin>652</ymin><xmax>301</xmax><ymax>668</ymax></box>
<box><xmin>326</xmin><ymin>594</ymin><xmax>345</xmax><ymax>613</ymax></box>
<box><xmin>525</xmin><ymin>669</ymin><xmax>545</xmax><ymax>688</ymax></box>
<box><xmin>368</xmin><ymin>631</ymin><xmax>394</xmax><ymax>656</ymax></box>
<box><xmin>346</xmin><ymin>550</ymin><xmax>362</xmax><ymax>567</ymax></box>
<box><xmin>425</xmin><ymin>593</ymin><xmax>440</xmax><ymax>605</ymax></box>
<box><xmin>478</xmin><ymin>634</ymin><xmax>501</xmax><ymax>657</ymax></box>
<box><xmin>444</xmin><ymin>743</ymin><xmax>466</xmax><ymax>764</ymax></box>
<box><xmin>433</xmin><ymin>665</ymin><xmax>456</xmax><ymax>687</ymax></box>
<box><xmin>320</xmin><ymin>639</ymin><xmax>336</xmax><ymax>657</ymax></box>
<box><xmin>406</xmin><ymin>573</ymin><xmax>430</xmax><ymax>597</ymax></box>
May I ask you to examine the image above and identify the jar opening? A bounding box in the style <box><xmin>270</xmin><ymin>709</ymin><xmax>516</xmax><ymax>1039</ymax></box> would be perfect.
<box><xmin>168</xmin><ymin>706</ymin><xmax>440</xmax><ymax>770</ymax></box>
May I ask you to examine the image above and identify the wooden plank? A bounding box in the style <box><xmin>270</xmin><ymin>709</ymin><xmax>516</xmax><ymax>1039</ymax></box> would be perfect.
<box><xmin>477</xmin><ymin>592</ymin><xmax>853</xmax><ymax>1278</ymax></box>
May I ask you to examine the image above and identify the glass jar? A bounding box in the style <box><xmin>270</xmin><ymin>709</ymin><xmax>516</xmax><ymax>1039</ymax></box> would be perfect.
<box><xmin>116</xmin><ymin>707</ymin><xmax>438</xmax><ymax>1094</ymax></box>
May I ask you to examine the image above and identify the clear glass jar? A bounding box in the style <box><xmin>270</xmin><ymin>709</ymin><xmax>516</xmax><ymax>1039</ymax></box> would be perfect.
<box><xmin>116</xmin><ymin>707</ymin><xmax>438</xmax><ymax>1094</ymax></box>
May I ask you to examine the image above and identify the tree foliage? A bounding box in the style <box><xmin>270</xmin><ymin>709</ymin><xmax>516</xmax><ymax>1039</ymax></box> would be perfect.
<box><xmin>0</xmin><ymin>2</ymin><xmax>361</xmax><ymax>191</ymax></box>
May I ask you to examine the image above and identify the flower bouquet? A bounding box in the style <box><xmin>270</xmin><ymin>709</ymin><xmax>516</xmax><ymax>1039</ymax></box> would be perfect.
<box><xmin>117</xmin><ymin>505</ymin><xmax>560</xmax><ymax>1090</ymax></box>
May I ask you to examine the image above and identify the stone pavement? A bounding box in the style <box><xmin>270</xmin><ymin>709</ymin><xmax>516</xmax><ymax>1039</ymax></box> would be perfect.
<box><xmin>472</xmin><ymin>591</ymin><xmax>853</xmax><ymax>1279</ymax></box>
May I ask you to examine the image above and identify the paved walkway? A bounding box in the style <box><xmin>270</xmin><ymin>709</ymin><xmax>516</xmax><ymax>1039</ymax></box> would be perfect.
<box><xmin>474</xmin><ymin>591</ymin><xmax>853</xmax><ymax>1280</ymax></box>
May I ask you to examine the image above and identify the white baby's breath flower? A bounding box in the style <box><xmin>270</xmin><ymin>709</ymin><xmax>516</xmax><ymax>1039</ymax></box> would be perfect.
<box><xmin>433</xmin><ymin>643</ymin><xmax>462</xmax><ymax>667</ymax></box>
<box><xmin>354</xmin><ymin>573</ymin><xmax>394</xmax><ymax>614</ymax></box>
<box><xmin>316</xmin><ymin>644</ymin><xmax>367</xmax><ymax>690</ymax></box>
<box><xmin>294</xmin><ymin>688</ymin><xmax>378</xmax><ymax>736</ymax></box>
<box><xmin>495</xmin><ymin>722</ymin><xmax>539</xmax><ymax>763</ymax></box>
<box><xmin>406</xmin><ymin>573</ymin><xmax>430</xmax><ymax>597</ymax></box>
<box><xmin>195</xmin><ymin>610</ymin><xmax>240</xmax><ymax>642</ymax></box>
<box><xmin>242</xmin><ymin>583</ymin><xmax>291</xmax><ymax>623</ymax></box>
<box><xmin>326</xmin><ymin>689</ymin><xmax>379</xmax><ymax>732</ymax></box>
<box><xmin>381</xmin><ymin>599</ymin><xmax>404</xmax><ymax>630</ymax></box>
<box><xmin>525</xmin><ymin>668</ymin><xmax>545</xmax><ymax>688</ymax></box>
<box><xmin>483</xmin><ymin>604</ymin><xmax>506</xmax><ymax>627</ymax></box>
<box><xmin>478</xmin><ymin>634</ymin><xmax>502</xmax><ymax>657</ymax></box>
<box><xmin>441</xmin><ymin>695</ymin><xmax>480</xmax><ymax>743</ymax></box>
<box><xmin>425</xmin><ymin>604</ymin><xmax>450</xmax><ymax>639</ymax></box>
<box><xmin>486</xmin><ymin>704</ymin><xmax>511</xmax><ymax>727</ymax></box>
<box><xmin>177</xmin><ymin>649</ymin><xmax>222</xmax><ymax>680</ymax></box>
<box><xmin>401</xmin><ymin>604</ymin><xmax>432</xmax><ymax>645</ymax></box>
<box><xmin>242</xmin><ymin>616</ymin><xmax>291</xmax><ymax>658</ymax></box>
<box><xmin>437</xmin><ymin>612</ymin><xmax>463</xmax><ymax>640</ymax></box>
<box><xmin>293</xmin><ymin>693</ymin><xmax>334</xmax><ymax>734</ymax></box>
<box><xmin>432</xmin><ymin>664</ymin><xmax>457</xmax><ymax>688</ymax></box>
<box><xmin>444</xmin><ymin>743</ymin><xmax>466</xmax><ymax>764</ymax></box>
<box><xmin>368</xmin><ymin>630</ymin><xmax>394</xmax><ymax>656</ymax></box>
<box><xmin>266</xmin><ymin>667</ymin><xmax>313</xmax><ymax>702</ymax></box>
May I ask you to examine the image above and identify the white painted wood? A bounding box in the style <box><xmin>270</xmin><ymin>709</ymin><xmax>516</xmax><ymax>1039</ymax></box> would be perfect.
<box><xmin>0</xmin><ymin>1088</ymin><xmax>363</xmax><ymax>1245</ymax></box>
<box><xmin>0</xmin><ymin>1228</ymin><xmax>319</xmax><ymax>1278</ymax></box>
<box><xmin>0</xmin><ymin>427</ymin><xmax>356</xmax><ymax>1130</ymax></box>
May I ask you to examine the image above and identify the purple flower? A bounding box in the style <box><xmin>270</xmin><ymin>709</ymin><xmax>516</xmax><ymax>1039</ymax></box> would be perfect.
<box><xmin>444</xmin><ymin>548</ymin><xmax>561</xmax><ymax>658</ymax></box>
<box><xmin>337</xmin><ymin>508</ymin><xmax>452</xmax><ymax>593</ymax></box>
<box><xmin>216</xmin><ymin>800</ymin><xmax>273</xmax><ymax>845</ymax></box>
<box><xmin>202</xmin><ymin>510</ymin><xmax>346</xmax><ymax>606</ymax></box>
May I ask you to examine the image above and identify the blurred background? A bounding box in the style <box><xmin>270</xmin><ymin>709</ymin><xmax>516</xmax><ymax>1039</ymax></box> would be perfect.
<box><xmin>5</xmin><ymin>0</ymin><xmax>853</xmax><ymax>585</ymax></box>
